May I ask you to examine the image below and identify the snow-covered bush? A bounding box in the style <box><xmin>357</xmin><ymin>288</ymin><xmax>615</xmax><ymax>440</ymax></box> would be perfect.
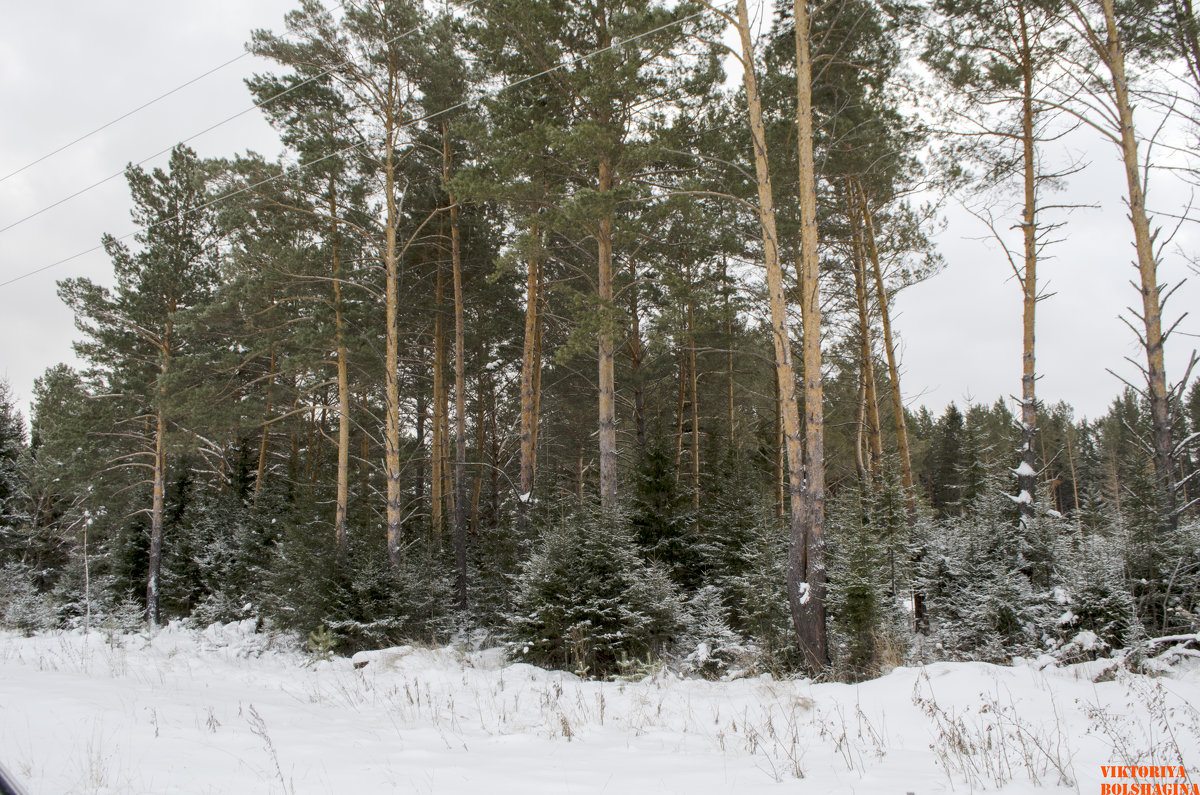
<box><xmin>262</xmin><ymin>507</ymin><xmax>454</xmax><ymax>654</ymax></box>
<box><xmin>508</xmin><ymin>502</ymin><xmax>683</xmax><ymax>677</ymax></box>
<box><xmin>674</xmin><ymin>585</ymin><xmax>753</xmax><ymax>679</ymax></box>
<box><xmin>1</xmin><ymin>562</ymin><xmax>56</xmax><ymax>634</ymax></box>
<box><xmin>1049</xmin><ymin>531</ymin><xmax>1135</xmax><ymax>660</ymax></box>
<box><xmin>917</xmin><ymin>484</ymin><xmax>1058</xmax><ymax>663</ymax></box>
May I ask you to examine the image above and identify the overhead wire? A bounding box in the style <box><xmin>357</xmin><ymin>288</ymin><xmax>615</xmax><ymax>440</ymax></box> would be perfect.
<box><xmin>0</xmin><ymin>51</ymin><xmax>249</xmax><ymax>185</ymax></box>
<box><xmin>0</xmin><ymin>1</ymin><xmax>349</xmax><ymax>187</ymax></box>
<box><xmin>0</xmin><ymin>2</ymin><xmax>723</xmax><ymax>290</ymax></box>
<box><xmin>0</xmin><ymin>0</ymin><xmax>441</xmax><ymax>237</ymax></box>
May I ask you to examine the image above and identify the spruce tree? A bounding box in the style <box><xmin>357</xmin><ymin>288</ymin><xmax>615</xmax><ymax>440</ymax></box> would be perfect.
<box><xmin>0</xmin><ymin>379</ymin><xmax>28</xmax><ymax>547</ymax></box>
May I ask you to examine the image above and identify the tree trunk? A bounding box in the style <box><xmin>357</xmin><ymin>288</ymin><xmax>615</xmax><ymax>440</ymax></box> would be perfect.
<box><xmin>471</xmin><ymin>366</ymin><xmax>486</xmax><ymax>537</ymax></box>
<box><xmin>858</xmin><ymin>180</ymin><xmax>916</xmax><ymax>515</ymax></box>
<box><xmin>676</xmin><ymin>350</ymin><xmax>687</xmax><ymax>479</ymax></box>
<box><xmin>1017</xmin><ymin>9</ymin><xmax>1040</xmax><ymax>525</ymax></box>
<box><xmin>849</xmin><ymin>194</ymin><xmax>883</xmax><ymax>480</ymax></box>
<box><xmin>443</xmin><ymin>124</ymin><xmax>469</xmax><ymax>610</ymax></box>
<box><xmin>733</xmin><ymin>0</ymin><xmax>811</xmax><ymax>663</ymax></box>
<box><xmin>330</xmin><ymin>186</ymin><xmax>351</xmax><ymax>555</ymax></box>
<box><xmin>518</xmin><ymin>222</ymin><xmax>544</xmax><ymax>530</ymax></box>
<box><xmin>723</xmin><ymin>256</ymin><xmax>736</xmax><ymax>450</ymax></box>
<box><xmin>147</xmin><ymin>407</ymin><xmax>166</xmax><ymax>627</ymax></box>
<box><xmin>383</xmin><ymin>129</ymin><xmax>404</xmax><ymax>568</ymax></box>
<box><xmin>415</xmin><ymin>354</ymin><xmax>427</xmax><ymax>508</ymax></box>
<box><xmin>854</xmin><ymin>370</ymin><xmax>869</xmax><ymax>487</ymax></box>
<box><xmin>253</xmin><ymin>345</ymin><xmax>275</xmax><ymax>507</ymax></box>
<box><xmin>1100</xmin><ymin>0</ymin><xmax>1178</xmax><ymax>526</ymax></box>
<box><xmin>432</xmin><ymin>258</ymin><xmax>447</xmax><ymax>537</ymax></box>
<box><xmin>686</xmin><ymin>261</ymin><xmax>701</xmax><ymax>523</ymax></box>
<box><xmin>793</xmin><ymin>0</ymin><xmax>830</xmax><ymax>671</ymax></box>
<box><xmin>597</xmin><ymin>156</ymin><xmax>619</xmax><ymax>510</ymax></box>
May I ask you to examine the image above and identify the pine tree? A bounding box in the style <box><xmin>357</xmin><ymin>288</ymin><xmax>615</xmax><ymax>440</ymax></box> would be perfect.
<box><xmin>59</xmin><ymin>145</ymin><xmax>221</xmax><ymax>626</ymax></box>
<box><xmin>466</xmin><ymin>0</ymin><xmax>719</xmax><ymax>511</ymax></box>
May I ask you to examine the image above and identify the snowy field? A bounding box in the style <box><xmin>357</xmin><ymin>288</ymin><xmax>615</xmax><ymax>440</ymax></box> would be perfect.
<box><xmin>2</xmin><ymin>622</ymin><xmax>1198</xmax><ymax>794</ymax></box>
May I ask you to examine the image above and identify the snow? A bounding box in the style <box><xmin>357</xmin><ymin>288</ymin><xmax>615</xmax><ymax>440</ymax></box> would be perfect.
<box><xmin>1008</xmin><ymin>490</ymin><xmax>1033</xmax><ymax>504</ymax></box>
<box><xmin>517</xmin><ymin>492</ymin><xmax>532</xmax><ymax>503</ymax></box>
<box><xmin>1068</xmin><ymin>630</ymin><xmax>1104</xmax><ymax>652</ymax></box>
<box><xmin>1012</xmin><ymin>461</ymin><xmax>1037</xmax><ymax>477</ymax></box>
<box><xmin>2</xmin><ymin>622</ymin><xmax>1200</xmax><ymax>794</ymax></box>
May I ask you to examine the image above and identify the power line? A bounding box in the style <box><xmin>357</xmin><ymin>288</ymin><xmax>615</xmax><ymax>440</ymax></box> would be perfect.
<box><xmin>0</xmin><ymin>2</ymin><xmax>350</xmax><ymax>187</ymax></box>
<box><xmin>1</xmin><ymin>3</ymin><xmax>720</xmax><ymax>290</ymax></box>
<box><xmin>0</xmin><ymin>0</ymin><xmax>411</xmax><ymax>237</ymax></box>
<box><xmin>0</xmin><ymin>53</ymin><xmax>248</xmax><ymax>186</ymax></box>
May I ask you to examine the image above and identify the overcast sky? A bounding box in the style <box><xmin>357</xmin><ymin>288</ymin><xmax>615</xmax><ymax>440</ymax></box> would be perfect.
<box><xmin>1</xmin><ymin>2</ymin><xmax>1197</xmax><ymax>426</ymax></box>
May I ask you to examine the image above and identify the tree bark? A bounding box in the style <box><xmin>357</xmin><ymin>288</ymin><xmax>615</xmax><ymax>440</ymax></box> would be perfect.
<box><xmin>686</xmin><ymin>261</ymin><xmax>701</xmax><ymax>523</ymax></box>
<box><xmin>383</xmin><ymin>123</ymin><xmax>404</xmax><ymax>568</ymax></box>
<box><xmin>1018</xmin><ymin>7</ymin><xmax>1040</xmax><ymax>525</ymax></box>
<box><xmin>1099</xmin><ymin>0</ymin><xmax>1178</xmax><ymax>525</ymax></box>
<box><xmin>432</xmin><ymin>258</ymin><xmax>447</xmax><ymax>537</ymax></box>
<box><xmin>733</xmin><ymin>0</ymin><xmax>811</xmax><ymax>664</ymax></box>
<box><xmin>849</xmin><ymin>192</ymin><xmax>883</xmax><ymax>481</ymax></box>
<box><xmin>597</xmin><ymin>155</ymin><xmax>619</xmax><ymax>510</ymax></box>
<box><xmin>147</xmin><ymin>406</ymin><xmax>166</xmax><ymax>627</ymax></box>
<box><xmin>330</xmin><ymin>184</ymin><xmax>351</xmax><ymax>555</ymax></box>
<box><xmin>518</xmin><ymin>222</ymin><xmax>544</xmax><ymax>530</ymax></box>
<box><xmin>723</xmin><ymin>256</ymin><xmax>736</xmax><ymax>450</ymax></box>
<box><xmin>443</xmin><ymin>124</ymin><xmax>469</xmax><ymax>610</ymax></box>
<box><xmin>793</xmin><ymin>0</ymin><xmax>830</xmax><ymax>671</ymax></box>
<box><xmin>253</xmin><ymin>345</ymin><xmax>275</xmax><ymax>507</ymax></box>
<box><xmin>857</xmin><ymin>180</ymin><xmax>916</xmax><ymax>515</ymax></box>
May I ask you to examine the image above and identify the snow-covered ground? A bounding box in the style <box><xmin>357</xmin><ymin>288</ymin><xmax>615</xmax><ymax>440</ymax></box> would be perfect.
<box><xmin>2</xmin><ymin>622</ymin><xmax>1198</xmax><ymax>794</ymax></box>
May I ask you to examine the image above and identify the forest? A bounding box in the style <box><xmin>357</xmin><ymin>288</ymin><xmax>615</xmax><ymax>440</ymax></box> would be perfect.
<box><xmin>1</xmin><ymin>0</ymin><xmax>1199</xmax><ymax>683</ymax></box>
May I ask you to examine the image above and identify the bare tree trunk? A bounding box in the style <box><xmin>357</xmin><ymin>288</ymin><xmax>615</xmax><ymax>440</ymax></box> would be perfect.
<box><xmin>676</xmin><ymin>350</ymin><xmax>687</xmax><ymax>479</ymax></box>
<box><xmin>488</xmin><ymin>370</ymin><xmax>501</xmax><ymax>528</ymax></box>
<box><xmin>723</xmin><ymin>257</ymin><xmax>736</xmax><ymax>450</ymax></box>
<box><xmin>849</xmin><ymin>196</ymin><xmax>883</xmax><ymax>480</ymax></box>
<box><xmin>383</xmin><ymin>130</ymin><xmax>404</xmax><ymax>567</ymax></box>
<box><xmin>147</xmin><ymin>407</ymin><xmax>166</xmax><ymax>627</ymax></box>
<box><xmin>793</xmin><ymin>0</ymin><xmax>829</xmax><ymax>671</ymax></box>
<box><xmin>330</xmin><ymin>186</ymin><xmax>351</xmax><ymax>555</ymax></box>
<box><xmin>733</xmin><ymin>0</ymin><xmax>810</xmax><ymax>662</ymax></box>
<box><xmin>253</xmin><ymin>346</ymin><xmax>275</xmax><ymax>507</ymax></box>
<box><xmin>686</xmin><ymin>262</ymin><xmax>701</xmax><ymax>524</ymax></box>
<box><xmin>597</xmin><ymin>156</ymin><xmax>619</xmax><ymax>510</ymax></box>
<box><xmin>443</xmin><ymin>125</ymin><xmax>468</xmax><ymax>610</ymax></box>
<box><xmin>1066</xmin><ymin>422</ymin><xmax>1081</xmax><ymax>514</ymax></box>
<box><xmin>471</xmin><ymin>367</ymin><xmax>485</xmax><ymax>537</ymax></box>
<box><xmin>854</xmin><ymin>371</ymin><xmax>869</xmax><ymax>487</ymax></box>
<box><xmin>857</xmin><ymin>180</ymin><xmax>916</xmax><ymax>515</ymax></box>
<box><xmin>1099</xmin><ymin>0</ymin><xmax>1178</xmax><ymax>525</ymax></box>
<box><xmin>518</xmin><ymin>223</ymin><xmax>543</xmax><ymax>530</ymax></box>
<box><xmin>432</xmin><ymin>259</ymin><xmax>447</xmax><ymax>537</ymax></box>
<box><xmin>415</xmin><ymin>353</ymin><xmax>427</xmax><ymax>508</ymax></box>
<box><xmin>775</xmin><ymin>376</ymin><xmax>785</xmax><ymax>520</ymax></box>
<box><xmin>1017</xmin><ymin>10</ymin><xmax>1040</xmax><ymax>525</ymax></box>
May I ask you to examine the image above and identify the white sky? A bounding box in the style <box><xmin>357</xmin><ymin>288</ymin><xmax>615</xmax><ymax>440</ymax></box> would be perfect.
<box><xmin>0</xmin><ymin>2</ymin><xmax>1197</xmax><ymax>426</ymax></box>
